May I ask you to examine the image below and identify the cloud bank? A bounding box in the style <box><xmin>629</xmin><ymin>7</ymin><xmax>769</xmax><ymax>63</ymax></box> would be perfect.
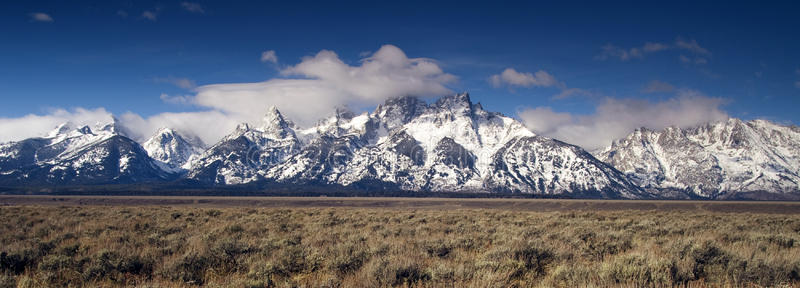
<box><xmin>0</xmin><ymin>108</ymin><xmax>114</xmax><ymax>143</ymax></box>
<box><xmin>0</xmin><ymin>45</ymin><xmax>456</xmax><ymax>146</ymax></box>
<box><xmin>517</xmin><ymin>90</ymin><xmax>728</xmax><ymax>150</ymax></box>
<box><xmin>190</xmin><ymin>44</ymin><xmax>455</xmax><ymax>129</ymax></box>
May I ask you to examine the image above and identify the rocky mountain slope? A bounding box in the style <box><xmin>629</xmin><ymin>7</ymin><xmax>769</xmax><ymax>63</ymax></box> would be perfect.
<box><xmin>187</xmin><ymin>93</ymin><xmax>647</xmax><ymax>198</ymax></box>
<box><xmin>143</xmin><ymin>128</ymin><xmax>205</xmax><ymax>173</ymax></box>
<box><xmin>596</xmin><ymin>119</ymin><xmax>800</xmax><ymax>199</ymax></box>
<box><xmin>0</xmin><ymin>121</ymin><xmax>172</xmax><ymax>185</ymax></box>
<box><xmin>0</xmin><ymin>93</ymin><xmax>797</xmax><ymax>200</ymax></box>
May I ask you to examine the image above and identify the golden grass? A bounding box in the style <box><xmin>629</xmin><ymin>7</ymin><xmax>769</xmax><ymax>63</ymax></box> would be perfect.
<box><xmin>1</xmin><ymin>205</ymin><xmax>799</xmax><ymax>287</ymax></box>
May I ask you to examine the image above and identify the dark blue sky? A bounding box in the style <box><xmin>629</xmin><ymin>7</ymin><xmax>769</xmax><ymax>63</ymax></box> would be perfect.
<box><xmin>1</xmin><ymin>1</ymin><xmax>799</xmax><ymax>145</ymax></box>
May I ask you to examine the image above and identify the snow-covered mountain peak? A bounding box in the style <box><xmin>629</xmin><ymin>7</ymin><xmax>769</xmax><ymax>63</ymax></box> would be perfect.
<box><xmin>47</xmin><ymin>122</ymin><xmax>74</xmax><ymax>138</ymax></box>
<box><xmin>143</xmin><ymin>127</ymin><xmax>205</xmax><ymax>172</ymax></box>
<box><xmin>373</xmin><ymin>96</ymin><xmax>429</xmax><ymax>131</ymax></box>
<box><xmin>433</xmin><ymin>92</ymin><xmax>473</xmax><ymax>114</ymax></box>
<box><xmin>258</xmin><ymin>106</ymin><xmax>295</xmax><ymax>140</ymax></box>
<box><xmin>76</xmin><ymin>125</ymin><xmax>93</xmax><ymax>135</ymax></box>
<box><xmin>599</xmin><ymin>118</ymin><xmax>800</xmax><ymax>199</ymax></box>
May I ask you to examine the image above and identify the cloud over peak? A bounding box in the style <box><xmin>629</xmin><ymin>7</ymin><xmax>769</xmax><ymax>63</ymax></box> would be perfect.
<box><xmin>518</xmin><ymin>90</ymin><xmax>728</xmax><ymax>150</ymax></box>
<box><xmin>189</xmin><ymin>44</ymin><xmax>455</xmax><ymax>134</ymax></box>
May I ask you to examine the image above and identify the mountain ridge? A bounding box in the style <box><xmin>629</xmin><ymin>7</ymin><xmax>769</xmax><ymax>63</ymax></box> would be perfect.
<box><xmin>0</xmin><ymin>93</ymin><xmax>797</xmax><ymax>199</ymax></box>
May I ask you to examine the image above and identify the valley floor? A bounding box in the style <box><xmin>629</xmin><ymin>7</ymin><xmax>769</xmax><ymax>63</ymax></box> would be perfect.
<box><xmin>1</xmin><ymin>197</ymin><xmax>800</xmax><ymax>287</ymax></box>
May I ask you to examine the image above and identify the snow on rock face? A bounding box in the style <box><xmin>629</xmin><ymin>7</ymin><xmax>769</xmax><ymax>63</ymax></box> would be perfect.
<box><xmin>6</xmin><ymin>93</ymin><xmax>794</xmax><ymax>199</ymax></box>
<box><xmin>143</xmin><ymin>128</ymin><xmax>205</xmax><ymax>173</ymax></box>
<box><xmin>597</xmin><ymin>118</ymin><xmax>800</xmax><ymax>199</ymax></box>
<box><xmin>0</xmin><ymin>121</ymin><xmax>171</xmax><ymax>185</ymax></box>
<box><xmin>488</xmin><ymin>137</ymin><xmax>646</xmax><ymax>198</ymax></box>
<box><xmin>187</xmin><ymin>108</ymin><xmax>300</xmax><ymax>185</ymax></box>
<box><xmin>252</xmin><ymin>93</ymin><xmax>645</xmax><ymax>197</ymax></box>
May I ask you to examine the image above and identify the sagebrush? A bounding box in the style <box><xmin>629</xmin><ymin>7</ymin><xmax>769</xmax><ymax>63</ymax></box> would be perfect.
<box><xmin>1</xmin><ymin>205</ymin><xmax>800</xmax><ymax>287</ymax></box>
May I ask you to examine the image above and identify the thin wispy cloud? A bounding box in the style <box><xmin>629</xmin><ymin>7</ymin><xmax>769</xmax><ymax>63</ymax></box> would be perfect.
<box><xmin>596</xmin><ymin>38</ymin><xmax>711</xmax><ymax>62</ymax></box>
<box><xmin>260</xmin><ymin>50</ymin><xmax>278</xmax><ymax>64</ymax></box>
<box><xmin>642</xmin><ymin>80</ymin><xmax>675</xmax><ymax>93</ymax></box>
<box><xmin>142</xmin><ymin>11</ymin><xmax>158</xmax><ymax>21</ymax></box>
<box><xmin>180</xmin><ymin>2</ymin><xmax>205</xmax><ymax>14</ymax></box>
<box><xmin>154</xmin><ymin>77</ymin><xmax>196</xmax><ymax>90</ymax></box>
<box><xmin>29</xmin><ymin>12</ymin><xmax>54</xmax><ymax>22</ymax></box>
<box><xmin>675</xmin><ymin>38</ymin><xmax>711</xmax><ymax>55</ymax></box>
<box><xmin>553</xmin><ymin>88</ymin><xmax>593</xmax><ymax>100</ymax></box>
<box><xmin>679</xmin><ymin>55</ymin><xmax>708</xmax><ymax>65</ymax></box>
<box><xmin>595</xmin><ymin>44</ymin><xmax>645</xmax><ymax>61</ymax></box>
<box><xmin>160</xmin><ymin>93</ymin><xmax>194</xmax><ymax>105</ymax></box>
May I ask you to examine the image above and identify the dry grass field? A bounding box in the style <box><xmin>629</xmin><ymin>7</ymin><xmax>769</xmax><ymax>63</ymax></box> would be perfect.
<box><xmin>1</xmin><ymin>197</ymin><xmax>800</xmax><ymax>287</ymax></box>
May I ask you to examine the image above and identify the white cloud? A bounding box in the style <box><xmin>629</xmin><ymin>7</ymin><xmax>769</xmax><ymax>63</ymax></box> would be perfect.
<box><xmin>675</xmin><ymin>38</ymin><xmax>711</xmax><ymax>55</ymax></box>
<box><xmin>260</xmin><ymin>50</ymin><xmax>278</xmax><ymax>64</ymax></box>
<box><xmin>0</xmin><ymin>45</ymin><xmax>456</xmax><ymax>145</ymax></box>
<box><xmin>489</xmin><ymin>68</ymin><xmax>559</xmax><ymax>88</ymax></box>
<box><xmin>642</xmin><ymin>80</ymin><xmax>675</xmax><ymax>93</ymax></box>
<box><xmin>180</xmin><ymin>2</ymin><xmax>205</xmax><ymax>13</ymax></box>
<box><xmin>194</xmin><ymin>44</ymin><xmax>455</xmax><ymax>127</ymax></box>
<box><xmin>517</xmin><ymin>90</ymin><xmax>728</xmax><ymax>150</ymax></box>
<box><xmin>119</xmin><ymin>110</ymin><xmax>239</xmax><ymax>145</ymax></box>
<box><xmin>154</xmin><ymin>77</ymin><xmax>196</xmax><ymax>90</ymax></box>
<box><xmin>0</xmin><ymin>108</ymin><xmax>114</xmax><ymax>143</ymax></box>
<box><xmin>117</xmin><ymin>10</ymin><xmax>128</xmax><ymax>18</ymax></box>
<box><xmin>795</xmin><ymin>81</ymin><xmax>800</xmax><ymax>89</ymax></box>
<box><xmin>29</xmin><ymin>12</ymin><xmax>53</xmax><ymax>22</ymax></box>
<box><xmin>142</xmin><ymin>11</ymin><xmax>157</xmax><ymax>21</ymax></box>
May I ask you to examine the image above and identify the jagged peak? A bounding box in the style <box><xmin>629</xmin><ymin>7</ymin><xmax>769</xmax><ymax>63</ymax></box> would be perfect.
<box><xmin>47</xmin><ymin>122</ymin><xmax>74</xmax><ymax>138</ymax></box>
<box><xmin>153</xmin><ymin>127</ymin><xmax>176</xmax><ymax>135</ymax></box>
<box><xmin>434</xmin><ymin>92</ymin><xmax>472</xmax><ymax>110</ymax></box>
<box><xmin>334</xmin><ymin>107</ymin><xmax>356</xmax><ymax>120</ymax></box>
<box><xmin>234</xmin><ymin>123</ymin><xmax>251</xmax><ymax>133</ymax></box>
<box><xmin>260</xmin><ymin>106</ymin><xmax>289</xmax><ymax>128</ymax></box>
<box><xmin>76</xmin><ymin>125</ymin><xmax>93</xmax><ymax>135</ymax></box>
<box><xmin>259</xmin><ymin>106</ymin><xmax>295</xmax><ymax>139</ymax></box>
<box><xmin>147</xmin><ymin>127</ymin><xmax>204</xmax><ymax>147</ymax></box>
<box><xmin>94</xmin><ymin>116</ymin><xmax>127</xmax><ymax>135</ymax></box>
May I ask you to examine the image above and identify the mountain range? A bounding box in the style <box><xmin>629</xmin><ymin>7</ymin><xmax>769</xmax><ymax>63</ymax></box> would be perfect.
<box><xmin>1</xmin><ymin>93</ymin><xmax>798</xmax><ymax>199</ymax></box>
